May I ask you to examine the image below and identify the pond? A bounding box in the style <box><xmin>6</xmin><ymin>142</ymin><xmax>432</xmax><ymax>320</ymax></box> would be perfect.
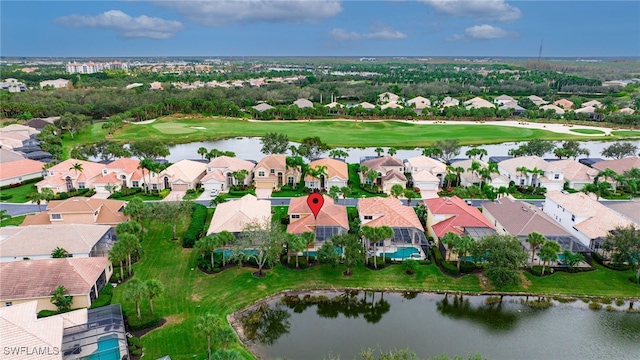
<box><xmin>238</xmin><ymin>291</ymin><xmax>640</xmax><ymax>360</ymax></box>
<box><xmin>166</xmin><ymin>138</ymin><xmax>640</xmax><ymax>164</ymax></box>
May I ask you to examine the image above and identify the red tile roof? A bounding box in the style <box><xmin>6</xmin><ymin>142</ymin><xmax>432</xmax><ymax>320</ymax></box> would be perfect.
<box><xmin>424</xmin><ymin>196</ymin><xmax>495</xmax><ymax>237</ymax></box>
<box><xmin>358</xmin><ymin>197</ymin><xmax>423</xmax><ymax>230</ymax></box>
<box><xmin>287</xmin><ymin>195</ymin><xmax>349</xmax><ymax>234</ymax></box>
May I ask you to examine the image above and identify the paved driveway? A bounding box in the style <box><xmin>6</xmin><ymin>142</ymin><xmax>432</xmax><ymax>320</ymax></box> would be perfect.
<box><xmin>255</xmin><ymin>188</ymin><xmax>273</xmax><ymax>199</ymax></box>
<box><xmin>162</xmin><ymin>191</ymin><xmax>186</xmax><ymax>201</ymax></box>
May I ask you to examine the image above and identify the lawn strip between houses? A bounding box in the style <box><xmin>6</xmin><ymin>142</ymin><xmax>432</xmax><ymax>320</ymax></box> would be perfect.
<box><xmin>110</xmin><ymin>219</ymin><xmax>639</xmax><ymax>360</ymax></box>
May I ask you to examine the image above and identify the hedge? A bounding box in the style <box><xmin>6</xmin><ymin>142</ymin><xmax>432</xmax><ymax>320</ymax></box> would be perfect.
<box><xmin>182</xmin><ymin>203</ymin><xmax>207</xmax><ymax>248</ymax></box>
<box><xmin>0</xmin><ymin>176</ymin><xmax>43</xmax><ymax>191</ymax></box>
<box><xmin>126</xmin><ymin>313</ymin><xmax>160</xmax><ymax>331</ymax></box>
<box><xmin>90</xmin><ymin>285</ymin><xmax>113</xmax><ymax>309</ymax></box>
<box><xmin>430</xmin><ymin>247</ymin><xmax>459</xmax><ymax>275</ymax></box>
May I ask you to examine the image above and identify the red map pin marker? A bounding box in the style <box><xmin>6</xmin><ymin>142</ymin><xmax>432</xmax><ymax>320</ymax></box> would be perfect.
<box><xmin>307</xmin><ymin>193</ymin><xmax>324</xmax><ymax>219</ymax></box>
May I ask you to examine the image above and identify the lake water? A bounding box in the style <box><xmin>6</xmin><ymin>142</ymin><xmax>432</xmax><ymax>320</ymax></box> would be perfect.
<box><xmin>167</xmin><ymin>138</ymin><xmax>640</xmax><ymax>164</ymax></box>
<box><xmin>241</xmin><ymin>291</ymin><xmax>640</xmax><ymax>360</ymax></box>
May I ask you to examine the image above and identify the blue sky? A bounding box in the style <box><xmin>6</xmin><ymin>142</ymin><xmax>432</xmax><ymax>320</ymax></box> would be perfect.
<box><xmin>1</xmin><ymin>1</ymin><xmax>639</xmax><ymax>57</ymax></box>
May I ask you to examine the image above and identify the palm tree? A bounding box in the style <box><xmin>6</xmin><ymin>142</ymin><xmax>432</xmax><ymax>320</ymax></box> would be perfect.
<box><xmin>231</xmin><ymin>169</ymin><xmax>249</xmax><ymax>188</ymax></box>
<box><xmin>582</xmin><ymin>181</ymin><xmax>612</xmax><ymax>200</ymax></box>
<box><xmin>307</xmin><ymin>165</ymin><xmax>328</xmax><ymax>189</ymax></box>
<box><xmin>50</xmin><ymin>285</ymin><xmax>73</xmax><ymax>312</ymax></box>
<box><xmin>422</xmin><ymin>147</ymin><xmax>442</xmax><ymax>157</ymax></box>
<box><xmin>453</xmin><ymin>235</ymin><xmax>474</xmax><ymax>271</ymax></box>
<box><xmin>196</xmin><ymin>235</ymin><xmax>218</xmax><ymax>269</ymax></box>
<box><xmin>138</xmin><ymin>158</ymin><xmax>154</xmax><ymax>194</ymax></box>
<box><xmin>539</xmin><ymin>241</ymin><xmax>561</xmax><ymax>276</ymax></box>
<box><xmin>145</xmin><ymin>279</ymin><xmax>164</xmax><ymax>315</ymax></box>
<box><xmin>528</xmin><ymin>167</ymin><xmax>545</xmax><ymax>187</ymax></box>
<box><xmin>119</xmin><ymin>233</ymin><xmax>142</xmax><ymax>276</ymax></box>
<box><xmin>388</xmin><ymin>147</ymin><xmax>397</xmax><ymax>156</ymax></box>
<box><xmin>196</xmin><ymin>313</ymin><xmax>220</xmax><ymax>360</ymax></box>
<box><xmin>467</xmin><ymin>160</ymin><xmax>482</xmax><ymax>185</ymax></box>
<box><xmin>329</xmin><ymin>149</ymin><xmax>348</xmax><ymax>159</ymax></box>
<box><xmin>516</xmin><ymin>166</ymin><xmax>529</xmax><ymax>185</ymax></box>
<box><xmin>301</xmin><ymin>231</ymin><xmax>315</xmax><ymax>263</ymax></box>
<box><xmin>215</xmin><ymin>231</ymin><xmax>235</xmax><ymax>267</ymax></box>
<box><xmin>390</xmin><ymin>184</ymin><xmax>404</xmax><ymax>198</ymax></box>
<box><xmin>29</xmin><ymin>191</ymin><xmax>47</xmax><ymax>211</ymax></box>
<box><xmin>197</xmin><ymin>147</ymin><xmax>208</xmax><ymax>159</ymax></box>
<box><xmin>51</xmin><ymin>247</ymin><xmax>70</xmax><ymax>258</ymax></box>
<box><xmin>374</xmin><ymin>147</ymin><xmax>384</xmax><ymax>157</ymax></box>
<box><xmin>440</xmin><ymin>232</ymin><xmax>460</xmax><ymax>261</ymax></box>
<box><xmin>124</xmin><ymin>278</ymin><xmax>148</xmax><ymax>320</ymax></box>
<box><xmin>69</xmin><ymin>162</ymin><xmax>83</xmax><ymax>177</ymax></box>
<box><xmin>215</xmin><ymin>326</ymin><xmax>236</xmax><ymax>350</ymax></box>
<box><xmin>340</xmin><ymin>186</ymin><xmax>351</xmax><ymax>204</ymax></box>
<box><xmin>361</xmin><ymin>225</ymin><xmax>393</xmax><ymax>268</ymax></box>
<box><xmin>108</xmin><ymin>241</ymin><xmax>128</xmax><ymax>281</ymax></box>
<box><xmin>404</xmin><ymin>189</ymin><xmax>419</xmax><ymax>206</ymax></box>
<box><xmin>41</xmin><ymin>188</ymin><xmax>55</xmax><ymax>203</ymax></box>
<box><xmin>595</xmin><ymin>168</ymin><xmax>618</xmax><ymax>186</ymax></box>
<box><xmin>526</xmin><ymin>232</ymin><xmax>546</xmax><ymax>266</ymax></box>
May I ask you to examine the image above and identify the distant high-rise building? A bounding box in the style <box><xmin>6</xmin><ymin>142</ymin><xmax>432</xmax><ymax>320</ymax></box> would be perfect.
<box><xmin>66</xmin><ymin>61</ymin><xmax>129</xmax><ymax>74</ymax></box>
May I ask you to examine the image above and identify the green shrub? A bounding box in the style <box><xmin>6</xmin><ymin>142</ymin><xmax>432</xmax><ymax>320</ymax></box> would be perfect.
<box><xmin>431</xmin><ymin>247</ymin><xmax>459</xmax><ymax>275</ymax></box>
<box><xmin>182</xmin><ymin>203</ymin><xmax>207</xmax><ymax>248</ymax></box>
<box><xmin>615</xmin><ymin>299</ymin><xmax>625</xmax><ymax>306</ymax></box>
<box><xmin>127</xmin><ymin>313</ymin><xmax>160</xmax><ymax>331</ymax></box>
<box><xmin>59</xmin><ymin>192</ymin><xmax>69</xmax><ymax>200</ymax></box>
<box><xmin>159</xmin><ymin>189</ymin><xmax>170</xmax><ymax>199</ymax></box>
<box><xmin>588</xmin><ymin>302</ymin><xmax>603</xmax><ymax>310</ymax></box>
<box><xmin>0</xmin><ymin>194</ymin><xmax>13</xmax><ymax>200</ymax></box>
<box><xmin>128</xmin><ymin>337</ymin><xmax>142</xmax><ymax>348</ymax></box>
<box><xmin>90</xmin><ymin>285</ymin><xmax>113</xmax><ymax>309</ymax></box>
<box><xmin>110</xmin><ymin>192</ymin><xmax>123</xmax><ymax>199</ymax></box>
<box><xmin>417</xmin><ymin>259</ymin><xmax>432</xmax><ymax>266</ymax></box>
<box><xmin>459</xmin><ymin>261</ymin><xmax>476</xmax><ymax>273</ymax></box>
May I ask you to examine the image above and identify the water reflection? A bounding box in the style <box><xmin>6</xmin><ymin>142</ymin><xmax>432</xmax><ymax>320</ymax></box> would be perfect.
<box><xmin>435</xmin><ymin>294</ymin><xmax>519</xmax><ymax>332</ymax></box>
<box><xmin>240</xmin><ymin>303</ymin><xmax>291</xmax><ymax>346</ymax></box>
<box><xmin>281</xmin><ymin>291</ymin><xmax>391</xmax><ymax>324</ymax></box>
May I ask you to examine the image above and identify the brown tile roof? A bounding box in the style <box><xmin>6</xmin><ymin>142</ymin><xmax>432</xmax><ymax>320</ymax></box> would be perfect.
<box><xmin>0</xmin><ymin>159</ymin><xmax>44</xmax><ymax>182</ymax></box>
<box><xmin>358</xmin><ymin>197</ymin><xmax>423</xmax><ymax>230</ymax></box>
<box><xmin>592</xmin><ymin>156</ymin><xmax>640</xmax><ymax>175</ymax></box>
<box><xmin>287</xmin><ymin>195</ymin><xmax>349</xmax><ymax>234</ymax></box>
<box><xmin>156</xmin><ymin>159</ymin><xmax>206</xmax><ymax>183</ymax></box>
<box><xmin>547</xmin><ymin>159</ymin><xmax>597</xmax><ymax>182</ymax></box>
<box><xmin>553</xmin><ymin>98</ymin><xmax>574</xmax><ymax>109</ymax></box>
<box><xmin>482</xmin><ymin>197</ymin><xmax>570</xmax><ymax>236</ymax></box>
<box><xmin>256</xmin><ymin>154</ymin><xmax>287</xmax><ymax>169</ymax></box>
<box><xmin>546</xmin><ymin>191</ymin><xmax>634</xmax><ymax>238</ymax></box>
<box><xmin>207</xmin><ymin>156</ymin><xmax>255</xmax><ymax>172</ymax></box>
<box><xmin>0</xmin><ymin>257</ymin><xmax>110</xmax><ymax>299</ymax></box>
<box><xmin>22</xmin><ymin>198</ymin><xmax>127</xmax><ymax>225</ymax></box>
<box><xmin>382</xmin><ymin>169</ymin><xmax>407</xmax><ymax>182</ymax></box>
<box><xmin>362</xmin><ymin>156</ymin><xmax>403</xmax><ymax>170</ymax></box>
<box><xmin>201</xmin><ymin>169</ymin><xmax>227</xmax><ymax>182</ymax></box>
<box><xmin>207</xmin><ymin>194</ymin><xmax>271</xmax><ymax>234</ymax></box>
<box><xmin>498</xmin><ymin>156</ymin><xmax>549</xmax><ymax>176</ymax></box>
<box><xmin>0</xmin><ymin>224</ymin><xmax>112</xmax><ymax>258</ymax></box>
<box><xmin>305</xmin><ymin>158</ymin><xmax>348</xmax><ymax>181</ymax></box>
<box><xmin>404</xmin><ymin>156</ymin><xmax>447</xmax><ymax>172</ymax></box>
<box><xmin>605</xmin><ymin>201</ymin><xmax>640</xmax><ymax>224</ymax></box>
<box><xmin>425</xmin><ymin>196</ymin><xmax>494</xmax><ymax>237</ymax></box>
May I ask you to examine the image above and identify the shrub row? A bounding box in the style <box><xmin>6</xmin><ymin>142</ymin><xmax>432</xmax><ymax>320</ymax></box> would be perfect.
<box><xmin>591</xmin><ymin>252</ymin><xmax>632</xmax><ymax>271</ymax></box>
<box><xmin>126</xmin><ymin>313</ymin><xmax>160</xmax><ymax>331</ymax></box>
<box><xmin>90</xmin><ymin>285</ymin><xmax>113</xmax><ymax>309</ymax></box>
<box><xmin>182</xmin><ymin>203</ymin><xmax>207</xmax><ymax>248</ymax></box>
<box><xmin>430</xmin><ymin>247</ymin><xmax>459</xmax><ymax>275</ymax></box>
<box><xmin>0</xmin><ymin>177</ymin><xmax>43</xmax><ymax>191</ymax></box>
<box><xmin>0</xmin><ymin>194</ymin><xmax>13</xmax><ymax>201</ymax></box>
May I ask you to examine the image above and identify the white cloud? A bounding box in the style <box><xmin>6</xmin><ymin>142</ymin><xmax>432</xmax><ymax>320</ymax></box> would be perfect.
<box><xmin>449</xmin><ymin>24</ymin><xmax>519</xmax><ymax>41</ymax></box>
<box><xmin>330</xmin><ymin>24</ymin><xmax>407</xmax><ymax>41</ymax></box>
<box><xmin>54</xmin><ymin>10</ymin><xmax>183</xmax><ymax>39</ymax></box>
<box><xmin>155</xmin><ymin>0</ymin><xmax>342</xmax><ymax>26</ymax></box>
<box><xmin>421</xmin><ymin>0</ymin><xmax>522</xmax><ymax>22</ymax></box>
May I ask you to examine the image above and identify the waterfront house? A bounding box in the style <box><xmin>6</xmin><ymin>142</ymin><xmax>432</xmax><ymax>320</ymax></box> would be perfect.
<box><xmin>592</xmin><ymin>156</ymin><xmax>640</xmax><ymax>175</ymax></box>
<box><xmin>206</xmin><ymin>194</ymin><xmax>271</xmax><ymax>236</ymax></box>
<box><xmin>305</xmin><ymin>158</ymin><xmax>348</xmax><ymax>190</ymax></box>
<box><xmin>424</xmin><ymin>196</ymin><xmax>495</xmax><ymax>242</ymax></box>
<box><xmin>553</xmin><ymin>99</ymin><xmax>574</xmax><ymax>110</ymax></box>
<box><xmin>527</xmin><ymin>95</ymin><xmax>548</xmax><ymax>106</ymax></box>
<box><xmin>21</xmin><ymin>198</ymin><xmax>128</xmax><ymax>227</ymax></box>
<box><xmin>36</xmin><ymin>159</ymin><xmax>105</xmax><ymax>194</ymax></box>
<box><xmin>150</xmin><ymin>159</ymin><xmax>206</xmax><ymax>191</ymax></box>
<box><xmin>254</xmin><ymin>154</ymin><xmax>299</xmax><ymax>190</ymax></box>
<box><xmin>358</xmin><ymin>197</ymin><xmax>427</xmax><ymax>248</ymax></box>
<box><xmin>378</xmin><ymin>92</ymin><xmax>400</xmax><ymax>104</ymax></box>
<box><xmin>360</xmin><ymin>156</ymin><xmax>406</xmax><ymax>195</ymax></box>
<box><xmin>453</xmin><ymin>159</ymin><xmax>510</xmax><ymax>188</ymax></box>
<box><xmin>497</xmin><ymin>156</ymin><xmax>564</xmax><ymax>191</ymax></box>
<box><xmin>253</xmin><ymin>103</ymin><xmax>275</xmax><ymax>112</ymax></box>
<box><xmin>201</xmin><ymin>156</ymin><xmax>255</xmax><ymax>192</ymax></box>
<box><xmin>293</xmin><ymin>98</ymin><xmax>313</xmax><ymax>108</ymax></box>
<box><xmin>287</xmin><ymin>195</ymin><xmax>349</xmax><ymax>243</ymax></box>
<box><xmin>540</xmin><ymin>104</ymin><xmax>565</xmax><ymax>115</ymax></box>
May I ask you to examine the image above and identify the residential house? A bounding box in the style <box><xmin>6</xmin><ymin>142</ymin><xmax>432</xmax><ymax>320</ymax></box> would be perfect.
<box><xmin>39</xmin><ymin>78</ymin><xmax>71</xmax><ymax>89</ymax></box>
<box><xmin>0</xmin><ymin>302</ymin><xmax>129</xmax><ymax>360</ymax></box>
<box><xmin>0</xmin><ymin>257</ymin><xmax>112</xmax><ymax>311</ymax></box>
<box><xmin>553</xmin><ymin>99</ymin><xmax>574</xmax><ymax>110</ymax></box>
<box><xmin>453</xmin><ymin>159</ymin><xmax>509</xmax><ymax>188</ymax></box>
<box><xmin>575</xmin><ymin>106</ymin><xmax>603</xmax><ymax>120</ymax></box>
<box><xmin>0</xmin><ymin>147</ymin><xmax>25</xmax><ymax>163</ymax></box>
<box><xmin>206</xmin><ymin>194</ymin><xmax>271</xmax><ymax>236</ymax></box>
<box><xmin>358</xmin><ymin>197</ymin><xmax>427</xmax><ymax>248</ymax></box>
<box><xmin>424</xmin><ymin>196</ymin><xmax>496</xmax><ymax>242</ymax></box>
<box><xmin>25</xmin><ymin>117</ymin><xmax>57</xmax><ymax>131</ymax></box>
<box><xmin>482</xmin><ymin>197</ymin><xmax>591</xmax><ymax>256</ymax></box>
<box><xmin>36</xmin><ymin>159</ymin><xmax>105</xmax><ymax>194</ymax></box>
<box><xmin>493</xmin><ymin>94</ymin><xmax>515</xmax><ymax>106</ymax></box>
<box><xmin>0</xmin><ymin>124</ymin><xmax>38</xmax><ymax>138</ymax></box>
<box><xmin>293</xmin><ymin>98</ymin><xmax>313</xmax><ymax>108</ymax></box>
<box><xmin>547</xmin><ymin>159</ymin><xmax>598</xmax><ymax>191</ymax></box>
<box><xmin>149</xmin><ymin>81</ymin><xmax>164</xmax><ymax>91</ymax></box>
<box><xmin>325</xmin><ymin>102</ymin><xmax>344</xmax><ymax>115</ymax></box>
<box><xmin>253</xmin><ymin>103</ymin><xmax>275</xmax><ymax>112</ymax></box>
<box><xmin>540</xmin><ymin>104</ymin><xmax>565</xmax><ymax>115</ymax></box>
<box><xmin>93</xmin><ymin>158</ymin><xmax>145</xmax><ymax>194</ymax></box>
<box><xmin>527</xmin><ymin>95</ymin><xmax>548</xmax><ymax>106</ymax></box>
<box><xmin>287</xmin><ymin>195</ymin><xmax>349</xmax><ymax>243</ymax></box>
<box><xmin>440</xmin><ymin>96</ymin><xmax>460</xmax><ymax>108</ymax></box>
<box><xmin>499</xmin><ymin>101</ymin><xmax>526</xmax><ymax>115</ymax></box>
<box><xmin>21</xmin><ymin>198</ymin><xmax>128</xmax><ymax>227</ymax></box>
<box><xmin>543</xmin><ymin>190</ymin><xmax>634</xmax><ymax>248</ymax></box>
<box><xmin>254</xmin><ymin>154</ymin><xmax>299</xmax><ymax>190</ymax></box>
<box><xmin>378</xmin><ymin>92</ymin><xmax>400</xmax><ymax>104</ymax></box>
<box><xmin>618</xmin><ymin>107</ymin><xmax>635</xmax><ymax>115</ymax></box>
<box><xmin>406</xmin><ymin>96</ymin><xmax>431</xmax><ymax>115</ymax></box>
<box><xmin>0</xmin><ymin>224</ymin><xmax>115</xmax><ymax>262</ymax></box>
<box><xmin>0</xmin><ymin>158</ymin><xmax>44</xmax><ymax>187</ymax></box>
<box><xmin>497</xmin><ymin>156</ymin><xmax>564</xmax><ymax>191</ymax></box>
<box><xmin>305</xmin><ymin>158</ymin><xmax>348</xmax><ymax>190</ymax></box>
<box><xmin>604</xmin><ymin>201</ymin><xmax>640</xmax><ymax>226</ymax></box>
<box><xmin>581</xmin><ymin>100</ymin><xmax>602</xmax><ymax>108</ymax></box>
<box><xmin>380</xmin><ymin>102</ymin><xmax>403</xmax><ymax>110</ymax></box>
<box><xmin>404</xmin><ymin>156</ymin><xmax>447</xmax><ymax>197</ymax></box>
<box><xmin>361</xmin><ymin>156</ymin><xmax>406</xmax><ymax>194</ymax></box>
<box><xmin>592</xmin><ymin>156</ymin><xmax>640</xmax><ymax>175</ymax></box>
<box><xmin>0</xmin><ymin>78</ymin><xmax>26</xmax><ymax>92</ymax></box>
<box><xmin>201</xmin><ymin>156</ymin><xmax>255</xmax><ymax>193</ymax></box>
<box><xmin>357</xmin><ymin>102</ymin><xmax>376</xmax><ymax>109</ymax></box>
<box><xmin>150</xmin><ymin>159</ymin><xmax>206</xmax><ymax>191</ymax></box>
<box><xmin>464</xmin><ymin>97</ymin><xmax>495</xmax><ymax>110</ymax></box>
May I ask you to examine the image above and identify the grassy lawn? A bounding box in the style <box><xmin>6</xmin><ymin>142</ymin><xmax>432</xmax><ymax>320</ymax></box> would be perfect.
<box><xmin>569</xmin><ymin>128</ymin><xmax>606</xmax><ymax>135</ymax></box>
<box><xmin>511</xmin><ymin>192</ymin><xmax>546</xmax><ymax>200</ymax></box>
<box><xmin>271</xmin><ymin>190</ymin><xmax>306</xmax><ymax>197</ymax></box>
<box><xmin>116</xmin><ymin>193</ymin><xmax>164</xmax><ymax>201</ymax></box>
<box><xmin>105</xmin><ymin>117</ymin><xmax>607</xmax><ymax>148</ymax></box>
<box><xmin>182</xmin><ymin>190</ymin><xmax>204</xmax><ymax>201</ymax></box>
<box><xmin>111</xmin><ymin>219</ymin><xmax>640</xmax><ymax>360</ymax></box>
<box><xmin>0</xmin><ymin>215</ymin><xmax>26</xmax><ymax>227</ymax></box>
<box><xmin>347</xmin><ymin>163</ymin><xmax>386</xmax><ymax>198</ymax></box>
<box><xmin>611</xmin><ymin>130</ymin><xmax>640</xmax><ymax>137</ymax></box>
<box><xmin>1</xmin><ymin>182</ymin><xmax>39</xmax><ymax>203</ymax></box>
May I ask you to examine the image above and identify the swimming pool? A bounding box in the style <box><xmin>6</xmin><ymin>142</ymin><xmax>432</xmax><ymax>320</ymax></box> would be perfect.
<box><xmin>306</xmin><ymin>247</ymin><xmax>343</xmax><ymax>258</ymax></box>
<box><xmin>383</xmin><ymin>247</ymin><xmax>420</xmax><ymax>260</ymax></box>
<box><xmin>87</xmin><ymin>334</ymin><xmax>120</xmax><ymax>360</ymax></box>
